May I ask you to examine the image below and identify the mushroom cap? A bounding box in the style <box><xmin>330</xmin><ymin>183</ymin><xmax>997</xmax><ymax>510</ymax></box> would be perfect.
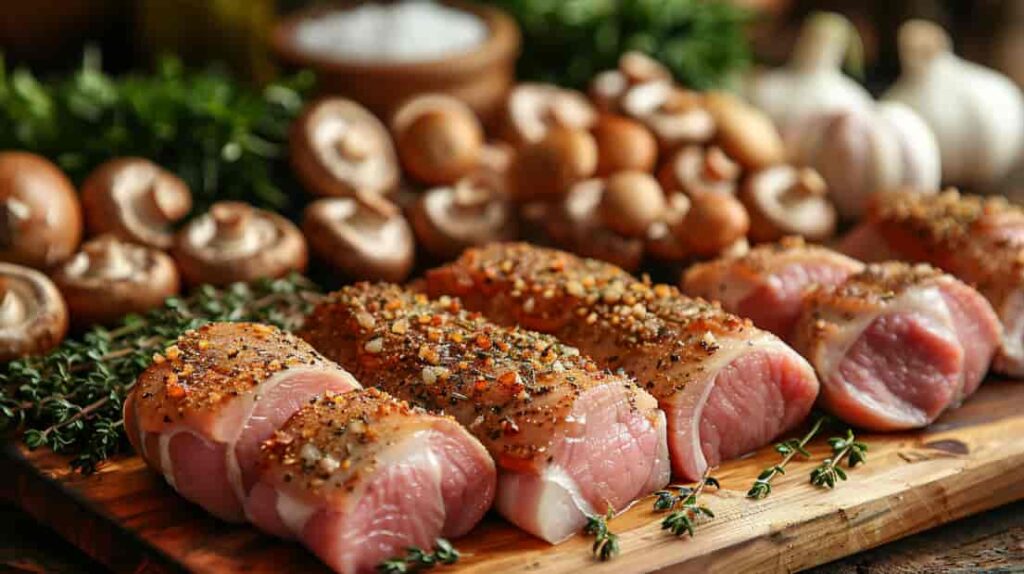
<box><xmin>392</xmin><ymin>94</ymin><xmax>484</xmax><ymax>186</ymax></box>
<box><xmin>672</xmin><ymin>191</ymin><xmax>750</xmax><ymax>258</ymax></box>
<box><xmin>544</xmin><ymin>179</ymin><xmax>643</xmax><ymax>272</ymax></box>
<box><xmin>80</xmin><ymin>157</ymin><xmax>193</xmax><ymax>250</ymax></box>
<box><xmin>0</xmin><ymin>262</ymin><xmax>68</xmax><ymax>361</ymax></box>
<box><xmin>303</xmin><ymin>197</ymin><xmax>415</xmax><ymax>283</ymax></box>
<box><xmin>291</xmin><ymin>97</ymin><xmax>400</xmax><ymax>201</ymax></box>
<box><xmin>598</xmin><ymin>171</ymin><xmax>667</xmax><ymax>238</ymax></box>
<box><xmin>52</xmin><ymin>235</ymin><xmax>180</xmax><ymax>327</ymax></box>
<box><xmin>511</xmin><ymin>126</ymin><xmax>598</xmax><ymax>202</ymax></box>
<box><xmin>589</xmin><ymin>51</ymin><xmax>672</xmax><ymax>113</ymax></box>
<box><xmin>658</xmin><ymin>145</ymin><xmax>741</xmax><ymax>197</ymax></box>
<box><xmin>410</xmin><ymin>180</ymin><xmax>516</xmax><ymax>260</ymax></box>
<box><xmin>741</xmin><ymin>165</ymin><xmax>837</xmax><ymax>243</ymax></box>
<box><xmin>503</xmin><ymin>83</ymin><xmax>598</xmax><ymax>146</ymax></box>
<box><xmin>173</xmin><ymin>201</ymin><xmax>308</xmax><ymax>287</ymax></box>
<box><xmin>622</xmin><ymin>83</ymin><xmax>715</xmax><ymax>153</ymax></box>
<box><xmin>645</xmin><ymin>193</ymin><xmax>692</xmax><ymax>263</ymax></box>
<box><xmin>593</xmin><ymin>114</ymin><xmax>659</xmax><ymax>176</ymax></box>
<box><xmin>704</xmin><ymin>91</ymin><xmax>786</xmax><ymax>171</ymax></box>
<box><xmin>0</xmin><ymin>152</ymin><xmax>82</xmax><ymax>269</ymax></box>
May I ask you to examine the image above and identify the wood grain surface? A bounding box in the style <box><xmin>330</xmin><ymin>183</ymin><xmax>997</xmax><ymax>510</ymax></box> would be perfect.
<box><xmin>2</xmin><ymin>380</ymin><xmax>1023</xmax><ymax>574</ymax></box>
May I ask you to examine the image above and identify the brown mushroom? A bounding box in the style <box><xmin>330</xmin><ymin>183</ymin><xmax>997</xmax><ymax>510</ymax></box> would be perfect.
<box><xmin>544</xmin><ymin>179</ymin><xmax>643</xmax><ymax>272</ymax></box>
<box><xmin>173</xmin><ymin>201</ymin><xmax>308</xmax><ymax>287</ymax></box>
<box><xmin>598</xmin><ymin>171</ymin><xmax>667</xmax><ymax>238</ymax></box>
<box><xmin>621</xmin><ymin>84</ymin><xmax>716</xmax><ymax>153</ymax></box>
<box><xmin>671</xmin><ymin>191</ymin><xmax>750</xmax><ymax>258</ymax></box>
<box><xmin>52</xmin><ymin>236</ymin><xmax>179</xmax><ymax>327</ymax></box>
<box><xmin>303</xmin><ymin>197</ymin><xmax>415</xmax><ymax>283</ymax></box>
<box><xmin>658</xmin><ymin>145</ymin><xmax>741</xmax><ymax>197</ymax></box>
<box><xmin>392</xmin><ymin>94</ymin><xmax>484</xmax><ymax>186</ymax></box>
<box><xmin>703</xmin><ymin>91</ymin><xmax>785</xmax><ymax>171</ymax></box>
<box><xmin>592</xmin><ymin>115</ymin><xmax>658</xmax><ymax>176</ymax></box>
<box><xmin>410</xmin><ymin>177</ymin><xmax>516</xmax><ymax>261</ymax></box>
<box><xmin>741</xmin><ymin>166</ymin><xmax>837</xmax><ymax>243</ymax></box>
<box><xmin>291</xmin><ymin>97</ymin><xmax>400</xmax><ymax>202</ymax></box>
<box><xmin>511</xmin><ymin>126</ymin><xmax>598</xmax><ymax>202</ymax></box>
<box><xmin>502</xmin><ymin>83</ymin><xmax>598</xmax><ymax>146</ymax></box>
<box><xmin>589</xmin><ymin>51</ymin><xmax>672</xmax><ymax>112</ymax></box>
<box><xmin>645</xmin><ymin>192</ymin><xmax>692</xmax><ymax>263</ymax></box>
<box><xmin>0</xmin><ymin>263</ymin><xmax>67</xmax><ymax>361</ymax></box>
<box><xmin>0</xmin><ymin>152</ymin><xmax>82</xmax><ymax>269</ymax></box>
<box><xmin>80</xmin><ymin>157</ymin><xmax>192</xmax><ymax>250</ymax></box>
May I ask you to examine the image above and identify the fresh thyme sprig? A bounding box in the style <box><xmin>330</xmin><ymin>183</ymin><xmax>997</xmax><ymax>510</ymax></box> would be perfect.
<box><xmin>0</xmin><ymin>274</ymin><xmax>321</xmax><ymax>473</ymax></box>
<box><xmin>810</xmin><ymin>429</ymin><xmax>868</xmax><ymax>489</ymax></box>
<box><xmin>657</xmin><ymin>468</ymin><xmax>719</xmax><ymax>538</ymax></box>
<box><xmin>583</xmin><ymin>509</ymin><xmax>620</xmax><ymax>561</ymax></box>
<box><xmin>377</xmin><ymin>539</ymin><xmax>461</xmax><ymax>573</ymax></box>
<box><xmin>747</xmin><ymin>415</ymin><xmax>828</xmax><ymax>499</ymax></box>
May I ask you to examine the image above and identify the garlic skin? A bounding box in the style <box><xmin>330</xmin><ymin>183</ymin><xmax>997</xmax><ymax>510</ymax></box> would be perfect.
<box><xmin>744</xmin><ymin>12</ymin><xmax>872</xmax><ymax>149</ymax></box>
<box><xmin>883</xmin><ymin>20</ymin><xmax>1024</xmax><ymax>190</ymax></box>
<box><xmin>791</xmin><ymin>102</ymin><xmax>941</xmax><ymax>220</ymax></box>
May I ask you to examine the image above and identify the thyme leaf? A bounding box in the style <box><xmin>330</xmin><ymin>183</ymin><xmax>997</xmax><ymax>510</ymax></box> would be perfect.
<box><xmin>747</xmin><ymin>415</ymin><xmax>828</xmax><ymax>499</ymax></box>
<box><xmin>583</xmin><ymin>509</ymin><xmax>620</xmax><ymax>561</ymax></box>
<box><xmin>810</xmin><ymin>429</ymin><xmax>868</xmax><ymax>489</ymax></box>
<box><xmin>657</xmin><ymin>468</ymin><xmax>719</xmax><ymax>538</ymax></box>
<box><xmin>377</xmin><ymin>539</ymin><xmax>460</xmax><ymax>573</ymax></box>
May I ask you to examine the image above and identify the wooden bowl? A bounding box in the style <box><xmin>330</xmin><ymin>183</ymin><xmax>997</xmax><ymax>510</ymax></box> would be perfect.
<box><xmin>271</xmin><ymin>1</ymin><xmax>520</xmax><ymax>127</ymax></box>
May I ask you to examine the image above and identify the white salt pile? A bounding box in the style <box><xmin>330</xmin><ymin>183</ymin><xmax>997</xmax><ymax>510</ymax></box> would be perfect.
<box><xmin>294</xmin><ymin>0</ymin><xmax>488</xmax><ymax>63</ymax></box>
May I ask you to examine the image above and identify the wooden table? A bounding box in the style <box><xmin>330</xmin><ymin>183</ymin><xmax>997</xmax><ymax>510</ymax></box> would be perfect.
<box><xmin>0</xmin><ymin>495</ymin><xmax>1021</xmax><ymax>572</ymax></box>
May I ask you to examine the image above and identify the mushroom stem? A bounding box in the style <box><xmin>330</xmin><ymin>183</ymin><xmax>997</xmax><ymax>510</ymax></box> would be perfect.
<box><xmin>356</xmin><ymin>192</ymin><xmax>399</xmax><ymax>219</ymax></box>
<box><xmin>784</xmin><ymin>168</ymin><xmax>829</xmax><ymax>202</ymax></box>
<box><xmin>0</xmin><ymin>288</ymin><xmax>26</xmax><ymax>327</ymax></box>
<box><xmin>0</xmin><ymin>198</ymin><xmax>31</xmax><ymax>249</ymax></box>
<box><xmin>452</xmin><ymin>179</ymin><xmax>490</xmax><ymax>210</ymax></box>
<box><xmin>84</xmin><ymin>238</ymin><xmax>135</xmax><ymax>280</ymax></box>
<box><xmin>148</xmin><ymin>184</ymin><xmax>188</xmax><ymax>222</ymax></box>
<box><xmin>334</xmin><ymin>124</ymin><xmax>375</xmax><ymax>161</ymax></box>
<box><xmin>702</xmin><ymin>147</ymin><xmax>740</xmax><ymax>183</ymax></box>
<box><xmin>212</xmin><ymin>203</ymin><xmax>253</xmax><ymax>241</ymax></box>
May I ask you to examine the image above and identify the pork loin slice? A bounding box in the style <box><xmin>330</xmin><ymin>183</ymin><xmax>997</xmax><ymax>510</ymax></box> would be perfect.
<box><xmin>246</xmin><ymin>388</ymin><xmax>495</xmax><ymax>574</ymax></box>
<box><xmin>791</xmin><ymin>263</ymin><xmax>1001</xmax><ymax>431</ymax></box>
<box><xmin>123</xmin><ymin>322</ymin><xmax>361</xmax><ymax>522</ymax></box>
<box><xmin>841</xmin><ymin>189</ymin><xmax>1024</xmax><ymax>375</ymax></box>
<box><xmin>424</xmin><ymin>243</ymin><xmax>820</xmax><ymax>481</ymax></box>
<box><xmin>683</xmin><ymin>237</ymin><xmax>865</xmax><ymax>341</ymax></box>
<box><xmin>298</xmin><ymin>283</ymin><xmax>670</xmax><ymax>544</ymax></box>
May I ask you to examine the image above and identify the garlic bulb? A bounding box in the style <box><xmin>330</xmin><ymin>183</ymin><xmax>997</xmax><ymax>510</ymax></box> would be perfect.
<box><xmin>745</xmin><ymin>12</ymin><xmax>873</xmax><ymax>149</ymax></box>
<box><xmin>883</xmin><ymin>20</ymin><xmax>1024</xmax><ymax>190</ymax></box>
<box><xmin>791</xmin><ymin>102</ymin><xmax>941</xmax><ymax>220</ymax></box>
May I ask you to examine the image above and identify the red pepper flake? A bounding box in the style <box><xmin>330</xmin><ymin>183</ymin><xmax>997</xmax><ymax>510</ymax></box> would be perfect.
<box><xmin>431</xmin><ymin>315</ymin><xmax>444</xmax><ymax>327</ymax></box>
<box><xmin>475</xmin><ymin>334</ymin><xmax>493</xmax><ymax>350</ymax></box>
<box><xmin>495</xmin><ymin>340</ymin><xmax>510</xmax><ymax>352</ymax></box>
<box><xmin>385</xmin><ymin>299</ymin><xmax>402</xmax><ymax>311</ymax></box>
<box><xmin>498</xmin><ymin>371</ymin><xmax>518</xmax><ymax>387</ymax></box>
<box><xmin>474</xmin><ymin>379</ymin><xmax>488</xmax><ymax>392</ymax></box>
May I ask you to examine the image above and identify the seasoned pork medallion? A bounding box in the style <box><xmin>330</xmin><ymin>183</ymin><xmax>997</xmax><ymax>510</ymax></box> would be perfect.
<box><xmin>424</xmin><ymin>243</ymin><xmax>820</xmax><ymax>481</ymax></box>
<box><xmin>299</xmin><ymin>283</ymin><xmax>670</xmax><ymax>543</ymax></box>
<box><xmin>842</xmin><ymin>189</ymin><xmax>1024</xmax><ymax>375</ymax></box>
<box><xmin>683</xmin><ymin>237</ymin><xmax>864</xmax><ymax>341</ymax></box>
<box><xmin>246</xmin><ymin>388</ymin><xmax>495</xmax><ymax>574</ymax></box>
<box><xmin>123</xmin><ymin>322</ymin><xmax>361</xmax><ymax>522</ymax></box>
<box><xmin>791</xmin><ymin>262</ymin><xmax>1001</xmax><ymax>431</ymax></box>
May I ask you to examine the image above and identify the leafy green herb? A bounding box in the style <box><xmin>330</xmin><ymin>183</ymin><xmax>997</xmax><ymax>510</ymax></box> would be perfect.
<box><xmin>377</xmin><ymin>539</ymin><xmax>461</xmax><ymax>573</ymax></box>
<box><xmin>583</xmin><ymin>509</ymin><xmax>620</xmax><ymax>561</ymax></box>
<box><xmin>0</xmin><ymin>274</ymin><xmax>321</xmax><ymax>473</ymax></box>
<box><xmin>657</xmin><ymin>468</ymin><xmax>719</xmax><ymax>538</ymax></box>
<box><xmin>747</xmin><ymin>415</ymin><xmax>828</xmax><ymax>499</ymax></box>
<box><xmin>487</xmin><ymin>0</ymin><xmax>751</xmax><ymax>90</ymax></box>
<box><xmin>0</xmin><ymin>49</ymin><xmax>313</xmax><ymax>216</ymax></box>
<box><xmin>810</xmin><ymin>429</ymin><xmax>868</xmax><ymax>489</ymax></box>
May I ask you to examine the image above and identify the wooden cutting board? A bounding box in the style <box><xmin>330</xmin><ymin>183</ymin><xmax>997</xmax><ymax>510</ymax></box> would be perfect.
<box><xmin>2</xmin><ymin>380</ymin><xmax>1023</xmax><ymax>574</ymax></box>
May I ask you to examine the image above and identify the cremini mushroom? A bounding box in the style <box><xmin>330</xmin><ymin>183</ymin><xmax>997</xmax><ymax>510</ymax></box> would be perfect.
<box><xmin>544</xmin><ymin>179</ymin><xmax>643</xmax><ymax>272</ymax></box>
<box><xmin>598</xmin><ymin>171</ymin><xmax>667</xmax><ymax>238</ymax></box>
<box><xmin>0</xmin><ymin>152</ymin><xmax>82</xmax><ymax>269</ymax></box>
<box><xmin>392</xmin><ymin>94</ymin><xmax>484</xmax><ymax>186</ymax></box>
<box><xmin>80</xmin><ymin>157</ymin><xmax>192</xmax><ymax>250</ymax></box>
<box><xmin>658</xmin><ymin>145</ymin><xmax>741</xmax><ymax>197</ymax></box>
<box><xmin>671</xmin><ymin>190</ymin><xmax>750</xmax><ymax>258</ymax></box>
<box><xmin>173</xmin><ymin>201</ymin><xmax>308</xmax><ymax>287</ymax></box>
<box><xmin>621</xmin><ymin>83</ymin><xmax>715</xmax><ymax>153</ymax></box>
<box><xmin>511</xmin><ymin>126</ymin><xmax>598</xmax><ymax>202</ymax></box>
<box><xmin>741</xmin><ymin>166</ymin><xmax>837</xmax><ymax>243</ymax></box>
<box><xmin>410</xmin><ymin>176</ymin><xmax>516</xmax><ymax>260</ymax></box>
<box><xmin>502</xmin><ymin>83</ymin><xmax>598</xmax><ymax>146</ymax></box>
<box><xmin>0</xmin><ymin>263</ymin><xmax>67</xmax><ymax>361</ymax></box>
<box><xmin>645</xmin><ymin>193</ymin><xmax>691</xmax><ymax>263</ymax></box>
<box><xmin>291</xmin><ymin>97</ymin><xmax>400</xmax><ymax>202</ymax></box>
<box><xmin>592</xmin><ymin>115</ymin><xmax>658</xmax><ymax>176</ymax></box>
<box><xmin>52</xmin><ymin>236</ymin><xmax>180</xmax><ymax>327</ymax></box>
<box><xmin>303</xmin><ymin>197</ymin><xmax>415</xmax><ymax>283</ymax></box>
<box><xmin>703</xmin><ymin>91</ymin><xmax>786</xmax><ymax>171</ymax></box>
<box><xmin>589</xmin><ymin>51</ymin><xmax>672</xmax><ymax>112</ymax></box>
